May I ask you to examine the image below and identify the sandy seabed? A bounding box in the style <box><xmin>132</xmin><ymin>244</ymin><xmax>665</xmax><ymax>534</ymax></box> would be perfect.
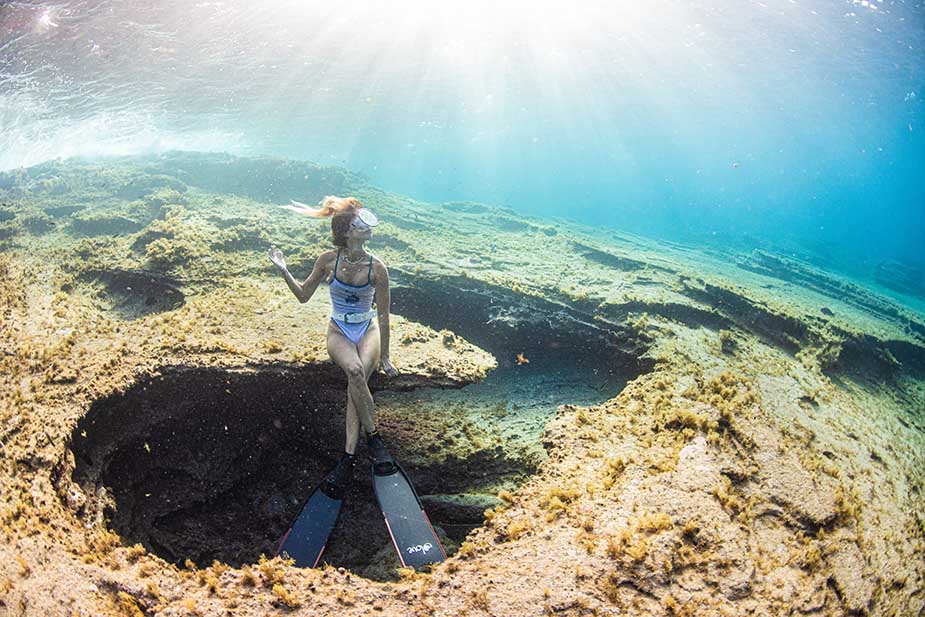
<box><xmin>1</xmin><ymin>152</ymin><xmax>923</xmax><ymax>616</ymax></box>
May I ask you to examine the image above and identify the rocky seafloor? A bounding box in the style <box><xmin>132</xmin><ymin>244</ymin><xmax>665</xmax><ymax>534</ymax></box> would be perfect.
<box><xmin>0</xmin><ymin>152</ymin><xmax>923</xmax><ymax>616</ymax></box>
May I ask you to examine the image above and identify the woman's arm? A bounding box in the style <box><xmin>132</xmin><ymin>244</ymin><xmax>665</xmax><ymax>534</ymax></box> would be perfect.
<box><xmin>270</xmin><ymin>247</ymin><xmax>330</xmax><ymax>304</ymax></box>
<box><xmin>373</xmin><ymin>261</ymin><xmax>398</xmax><ymax>377</ymax></box>
<box><xmin>374</xmin><ymin>261</ymin><xmax>392</xmax><ymax>358</ymax></box>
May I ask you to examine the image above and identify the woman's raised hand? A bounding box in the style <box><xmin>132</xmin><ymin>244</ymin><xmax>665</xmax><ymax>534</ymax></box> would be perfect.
<box><xmin>268</xmin><ymin>246</ymin><xmax>286</xmax><ymax>270</ymax></box>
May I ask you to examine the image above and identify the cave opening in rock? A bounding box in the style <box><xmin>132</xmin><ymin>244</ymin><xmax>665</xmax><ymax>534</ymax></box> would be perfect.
<box><xmin>70</xmin><ymin>366</ymin><xmax>354</xmax><ymax>569</ymax></box>
<box><xmin>68</xmin><ymin>276</ymin><xmax>653</xmax><ymax>579</ymax></box>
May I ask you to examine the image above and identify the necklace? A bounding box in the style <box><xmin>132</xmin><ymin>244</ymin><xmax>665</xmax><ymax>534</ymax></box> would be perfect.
<box><xmin>342</xmin><ymin>250</ymin><xmax>367</xmax><ymax>265</ymax></box>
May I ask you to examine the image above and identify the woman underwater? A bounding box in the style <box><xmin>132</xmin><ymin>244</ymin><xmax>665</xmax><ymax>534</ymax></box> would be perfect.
<box><xmin>268</xmin><ymin>196</ymin><xmax>400</xmax><ymax>493</ymax></box>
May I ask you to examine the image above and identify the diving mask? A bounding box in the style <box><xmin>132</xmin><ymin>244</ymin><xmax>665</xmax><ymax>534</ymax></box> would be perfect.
<box><xmin>351</xmin><ymin>208</ymin><xmax>379</xmax><ymax>230</ymax></box>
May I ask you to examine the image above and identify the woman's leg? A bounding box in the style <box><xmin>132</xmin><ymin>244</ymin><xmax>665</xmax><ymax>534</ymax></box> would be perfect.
<box><xmin>344</xmin><ymin>390</ymin><xmax>359</xmax><ymax>455</ymax></box>
<box><xmin>327</xmin><ymin>322</ymin><xmax>377</xmax><ymax>436</ymax></box>
<box><xmin>344</xmin><ymin>320</ymin><xmax>382</xmax><ymax>454</ymax></box>
<box><xmin>345</xmin><ymin>321</ymin><xmax>382</xmax><ymax>451</ymax></box>
<box><xmin>352</xmin><ymin>321</ymin><xmax>395</xmax><ymax>473</ymax></box>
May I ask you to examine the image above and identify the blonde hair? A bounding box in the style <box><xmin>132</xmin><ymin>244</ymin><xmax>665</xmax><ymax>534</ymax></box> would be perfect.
<box><xmin>282</xmin><ymin>196</ymin><xmax>365</xmax><ymax>248</ymax></box>
<box><xmin>283</xmin><ymin>195</ymin><xmax>363</xmax><ymax>218</ymax></box>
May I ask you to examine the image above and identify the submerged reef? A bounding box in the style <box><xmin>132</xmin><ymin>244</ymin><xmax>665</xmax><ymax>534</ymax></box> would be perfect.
<box><xmin>0</xmin><ymin>152</ymin><xmax>923</xmax><ymax>616</ymax></box>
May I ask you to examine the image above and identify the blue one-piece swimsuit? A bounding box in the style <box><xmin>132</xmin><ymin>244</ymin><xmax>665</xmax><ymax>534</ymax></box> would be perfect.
<box><xmin>329</xmin><ymin>249</ymin><xmax>376</xmax><ymax>346</ymax></box>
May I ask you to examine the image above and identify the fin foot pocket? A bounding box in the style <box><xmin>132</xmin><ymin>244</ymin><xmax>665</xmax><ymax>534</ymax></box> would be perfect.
<box><xmin>320</xmin><ymin>454</ymin><xmax>355</xmax><ymax>499</ymax></box>
<box><xmin>367</xmin><ymin>434</ymin><xmax>397</xmax><ymax>476</ymax></box>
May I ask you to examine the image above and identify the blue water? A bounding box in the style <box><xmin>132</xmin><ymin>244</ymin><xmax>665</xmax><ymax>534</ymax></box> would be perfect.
<box><xmin>2</xmin><ymin>0</ymin><xmax>923</xmax><ymax>274</ymax></box>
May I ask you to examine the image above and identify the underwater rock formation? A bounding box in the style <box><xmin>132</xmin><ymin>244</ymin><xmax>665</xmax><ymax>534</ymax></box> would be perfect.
<box><xmin>0</xmin><ymin>152</ymin><xmax>923</xmax><ymax>616</ymax></box>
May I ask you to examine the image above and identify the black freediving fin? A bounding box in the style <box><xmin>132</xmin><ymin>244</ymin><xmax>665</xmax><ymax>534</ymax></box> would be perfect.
<box><xmin>276</xmin><ymin>458</ymin><xmax>352</xmax><ymax>567</ymax></box>
<box><xmin>372</xmin><ymin>461</ymin><xmax>447</xmax><ymax>570</ymax></box>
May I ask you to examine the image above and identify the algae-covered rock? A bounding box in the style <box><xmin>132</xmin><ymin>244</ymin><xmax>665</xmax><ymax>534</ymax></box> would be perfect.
<box><xmin>116</xmin><ymin>174</ymin><xmax>188</xmax><ymax>200</ymax></box>
<box><xmin>421</xmin><ymin>493</ymin><xmax>503</xmax><ymax>524</ymax></box>
<box><xmin>29</xmin><ymin>174</ymin><xmax>71</xmax><ymax>195</ymax></box>
<box><xmin>757</xmin><ymin>453</ymin><xmax>839</xmax><ymax>529</ymax></box>
<box><xmin>140</xmin><ymin>151</ymin><xmax>366</xmax><ymax>203</ymax></box>
<box><xmin>43</xmin><ymin>204</ymin><xmax>85</xmax><ymax>218</ymax></box>
<box><xmin>70</xmin><ymin>213</ymin><xmax>144</xmax><ymax>236</ymax></box>
<box><xmin>145</xmin><ymin>235</ymin><xmax>204</xmax><ymax>268</ymax></box>
<box><xmin>0</xmin><ymin>220</ymin><xmax>17</xmax><ymax>241</ymax></box>
<box><xmin>132</xmin><ymin>205</ymin><xmax>213</xmax><ymax>269</ymax></box>
<box><xmin>143</xmin><ymin>187</ymin><xmax>189</xmax><ymax>208</ymax></box>
<box><xmin>828</xmin><ymin>540</ymin><xmax>875</xmax><ymax>613</ymax></box>
<box><xmin>212</xmin><ymin>224</ymin><xmax>271</xmax><ymax>252</ymax></box>
<box><xmin>21</xmin><ymin>212</ymin><xmax>56</xmax><ymax>234</ymax></box>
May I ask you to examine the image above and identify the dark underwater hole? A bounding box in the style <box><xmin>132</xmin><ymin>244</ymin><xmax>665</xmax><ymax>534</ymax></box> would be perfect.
<box><xmin>76</xmin><ymin>268</ymin><xmax>185</xmax><ymax>320</ymax></box>
<box><xmin>70</xmin><ymin>365</ymin><xmax>407</xmax><ymax>575</ymax></box>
